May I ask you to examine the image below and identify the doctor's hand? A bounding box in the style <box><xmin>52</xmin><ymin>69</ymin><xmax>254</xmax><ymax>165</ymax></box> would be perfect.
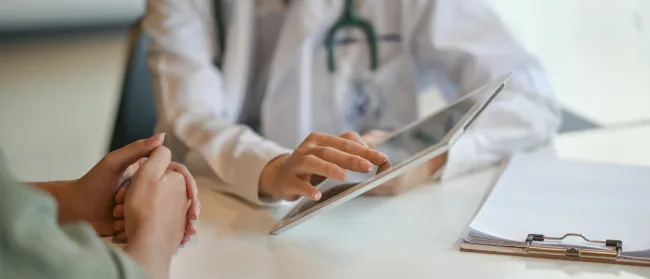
<box><xmin>361</xmin><ymin>130</ymin><xmax>447</xmax><ymax>196</ymax></box>
<box><xmin>112</xmin><ymin>158</ymin><xmax>200</xmax><ymax>244</ymax></box>
<box><xmin>259</xmin><ymin>132</ymin><xmax>388</xmax><ymax>201</ymax></box>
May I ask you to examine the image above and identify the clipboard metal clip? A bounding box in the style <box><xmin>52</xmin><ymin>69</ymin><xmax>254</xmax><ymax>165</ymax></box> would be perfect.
<box><xmin>525</xmin><ymin>233</ymin><xmax>623</xmax><ymax>260</ymax></box>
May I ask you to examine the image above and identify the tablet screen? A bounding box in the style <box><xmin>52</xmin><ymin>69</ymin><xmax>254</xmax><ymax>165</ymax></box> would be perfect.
<box><xmin>283</xmin><ymin>93</ymin><xmax>478</xmax><ymax>219</ymax></box>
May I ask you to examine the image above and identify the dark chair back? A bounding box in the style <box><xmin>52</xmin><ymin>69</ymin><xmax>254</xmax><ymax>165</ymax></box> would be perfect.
<box><xmin>109</xmin><ymin>23</ymin><xmax>156</xmax><ymax>151</ymax></box>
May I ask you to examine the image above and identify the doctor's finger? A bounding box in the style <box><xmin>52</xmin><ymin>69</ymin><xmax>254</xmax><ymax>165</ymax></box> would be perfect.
<box><xmin>361</xmin><ymin>130</ymin><xmax>390</xmax><ymax>148</ymax></box>
<box><xmin>309</xmin><ymin>146</ymin><xmax>374</xmax><ymax>173</ymax></box>
<box><xmin>295</xmin><ymin>155</ymin><xmax>348</xmax><ymax>181</ymax></box>
<box><xmin>314</xmin><ymin>135</ymin><xmax>387</xmax><ymax>165</ymax></box>
<box><xmin>283</xmin><ymin>178</ymin><xmax>321</xmax><ymax>201</ymax></box>
<box><xmin>339</xmin><ymin>131</ymin><xmax>365</xmax><ymax>145</ymax></box>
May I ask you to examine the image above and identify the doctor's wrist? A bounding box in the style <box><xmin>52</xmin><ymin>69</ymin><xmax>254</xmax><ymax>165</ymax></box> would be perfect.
<box><xmin>428</xmin><ymin>153</ymin><xmax>448</xmax><ymax>176</ymax></box>
<box><xmin>258</xmin><ymin>154</ymin><xmax>290</xmax><ymax>199</ymax></box>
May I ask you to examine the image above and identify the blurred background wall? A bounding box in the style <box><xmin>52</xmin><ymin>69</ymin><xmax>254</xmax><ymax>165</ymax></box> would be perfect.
<box><xmin>0</xmin><ymin>0</ymin><xmax>144</xmax><ymax>32</ymax></box>
<box><xmin>0</xmin><ymin>0</ymin><xmax>145</xmax><ymax>181</ymax></box>
<box><xmin>0</xmin><ymin>0</ymin><xmax>648</xmax><ymax>182</ymax></box>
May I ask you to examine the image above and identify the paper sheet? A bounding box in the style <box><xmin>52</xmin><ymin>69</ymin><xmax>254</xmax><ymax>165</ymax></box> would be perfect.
<box><xmin>469</xmin><ymin>153</ymin><xmax>650</xmax><ymax>252</ymax></box>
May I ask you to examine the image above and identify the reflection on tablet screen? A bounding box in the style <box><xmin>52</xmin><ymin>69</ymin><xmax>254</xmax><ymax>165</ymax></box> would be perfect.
<box><xmin>285</xmin><ymin>182</ymin><xmax>360</xmax><ymax>219</ymax></box>
<box><xmin>376</xmin><ymin>98</ymin><xmax>473</xmax><ymax>165</ymax></box>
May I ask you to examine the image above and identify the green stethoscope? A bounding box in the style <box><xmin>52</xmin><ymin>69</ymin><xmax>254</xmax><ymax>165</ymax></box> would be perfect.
<box><xmin>213</xmin><ymin>0</ymin><xmax>379</xmax><ymax>73</ymax></box>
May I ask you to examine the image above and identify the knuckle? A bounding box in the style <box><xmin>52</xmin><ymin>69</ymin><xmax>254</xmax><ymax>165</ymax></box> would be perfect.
<box><xmin>300</xmin><ymin>154</ymin><xmax>317</xmax><ymax>166</ymax></box>
<box><xmin>311</xmin><ymin>146</ymin><xmax>329</xmax><ymax>158</ymax></box>
<box><xmin>169</xmin><ymin>171</ymin><xmax>185</xmax><ymax>183</ymax></box>
<box><xmin>294</xmin><ymin>146</ymin><xmax>309</xmax><ymax>155</ymax></box>
<box><xmin>172</xmin><ymin>161</ymin><xmax>185</xmax><ymax>169</ymax></box>
<box><xmin>306</xmin><ymin>132</ymin><xmax>325</xmax><ymax>142</ymax></box>
<box><xmin>341</xmin><ymin>139</ymin><xmax>353</xmax><ymax>150</ymax></box>
<box><xmin>341</xmin><ymin>131</ymin><xmax>360</xmax><ymax>139</ymax></box>
<box><xmin>176</xmin><ymin>163</ymin><xmax>190</xmax><ymax>173</ymax></box>
<box><xmin>305</xmin><ymin>133</ymin><xmax>317</xmax><ymax>142</ymax></box>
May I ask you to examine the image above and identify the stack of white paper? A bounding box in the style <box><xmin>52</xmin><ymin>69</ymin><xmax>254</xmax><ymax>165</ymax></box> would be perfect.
<box><xmin>462</xmin><ymin>153</ymin><xmax>650</xmax><ymax>260</ymax></box>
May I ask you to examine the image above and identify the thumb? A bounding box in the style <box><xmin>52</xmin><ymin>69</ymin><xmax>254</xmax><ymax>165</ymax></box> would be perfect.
<box><xmin>102</xmin><ymin>133</ymin><xmax>166</xmax><ymax>173</ymax></box>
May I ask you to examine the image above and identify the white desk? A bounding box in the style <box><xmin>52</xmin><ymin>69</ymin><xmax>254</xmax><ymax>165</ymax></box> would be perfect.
<box><xmin>553</xmin><ymin>126</ymin><xmax>650</xmax><ymax>166</ymax></box>
<box><xmin>171</xmin><ymin>127</ymin><xmax>650</xmax><ymax>279</ymax></box>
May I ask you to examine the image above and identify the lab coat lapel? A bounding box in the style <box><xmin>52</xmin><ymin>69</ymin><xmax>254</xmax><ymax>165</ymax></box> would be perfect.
<box><xmin>262</xmin><ymin>1</ymin><xmax>341</xmax><ymax>148</ymax></box>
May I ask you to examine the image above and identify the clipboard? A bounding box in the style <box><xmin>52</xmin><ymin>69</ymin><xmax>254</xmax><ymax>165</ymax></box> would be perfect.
<box><xmin>459</xmin><ymin>153</ymin><xmax>650</xmax><ymax>267</ymax></box>
<box><xmin>460</xmin><ymin>232</ymin><xmax>650</xmax><ymax>267</ymax></box>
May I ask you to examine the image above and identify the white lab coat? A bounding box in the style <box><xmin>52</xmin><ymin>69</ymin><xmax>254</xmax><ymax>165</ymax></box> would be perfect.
<box><xmin>143</xmin><ymin>0</ymin><xmax>562</xmax><ymax>205</ymax></box>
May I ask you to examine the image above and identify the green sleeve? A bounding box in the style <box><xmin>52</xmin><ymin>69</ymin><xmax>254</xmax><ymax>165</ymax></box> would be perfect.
<box><xmin>0</xmin><ymin>154</ymin><xmax>148</xmax><ymax>279</ymax></box>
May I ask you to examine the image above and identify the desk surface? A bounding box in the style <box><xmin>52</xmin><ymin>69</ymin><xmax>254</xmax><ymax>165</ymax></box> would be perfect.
<box><xmin>171</xmin><ymin>127</ymin><xmax>650</xmax><ymax>279</ymax></box>
<box><xmin>553</xmin><ymin>125</ymin><xmax>650</xmax><ymax>166</ymax></box>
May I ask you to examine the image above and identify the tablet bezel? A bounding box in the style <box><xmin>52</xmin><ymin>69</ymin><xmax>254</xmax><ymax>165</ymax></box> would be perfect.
<box><xmin>270</xmin><ymin>74</ymin><xmax>511</xmax><ymax>235</ymax></box>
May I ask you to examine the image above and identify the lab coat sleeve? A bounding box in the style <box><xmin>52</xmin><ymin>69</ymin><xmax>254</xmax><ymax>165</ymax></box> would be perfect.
<box><xmin>143</xmin><ymin>0</ymin><xmax>291</xmax><ymax>205</ymax></box>
<box><xmin>412</xmin><ymin>0</ymin><xmax>562</xmax><ymax>180</ymax></box>
<box><xmin>0</xmin><ymin>154</ymin><xmax>147</xmax><ymax>279</ymax></box>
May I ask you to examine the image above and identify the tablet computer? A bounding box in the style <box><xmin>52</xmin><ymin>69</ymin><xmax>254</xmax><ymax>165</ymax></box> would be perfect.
<box><xmin>270</xmin><ymin>73</ymin><xmax>511</xmax><ymax>234</ymax></box>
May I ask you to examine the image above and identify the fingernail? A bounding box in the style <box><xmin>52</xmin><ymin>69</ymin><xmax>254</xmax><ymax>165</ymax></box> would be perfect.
<box><xmin>147</xmin><ymin>133</ymin><xmax>166</xmax><ymax>146</ymax></box>
<box><xmin>339</xmin><ymin>170</ymin><xmax>349</xmax><ymax>180</ymax></box>
<box><xmin>361</xmin><ymin>161</ymin><xmax>373</xmax><ymax>172</ymax></box>
<box><xmin>112</xmin><ymin>207</ymin><xmax>119</xmax><ymax>217</ymax></box>
<box><xmin>313</xmin><ymin>192</ymin><xmax>322</xmax><ymax>200</ymax></box>
<box><xmin>113</xmin><ymin>222</ymin><xmax>119</xmax><ymax>230</ymax></box>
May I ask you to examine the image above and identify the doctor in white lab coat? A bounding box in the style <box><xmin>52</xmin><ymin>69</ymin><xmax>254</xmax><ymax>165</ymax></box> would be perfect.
<box><xmin>143</xmin><ymin>0</ymin><xmax>562</xmax><ymax>204</ymax></box>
